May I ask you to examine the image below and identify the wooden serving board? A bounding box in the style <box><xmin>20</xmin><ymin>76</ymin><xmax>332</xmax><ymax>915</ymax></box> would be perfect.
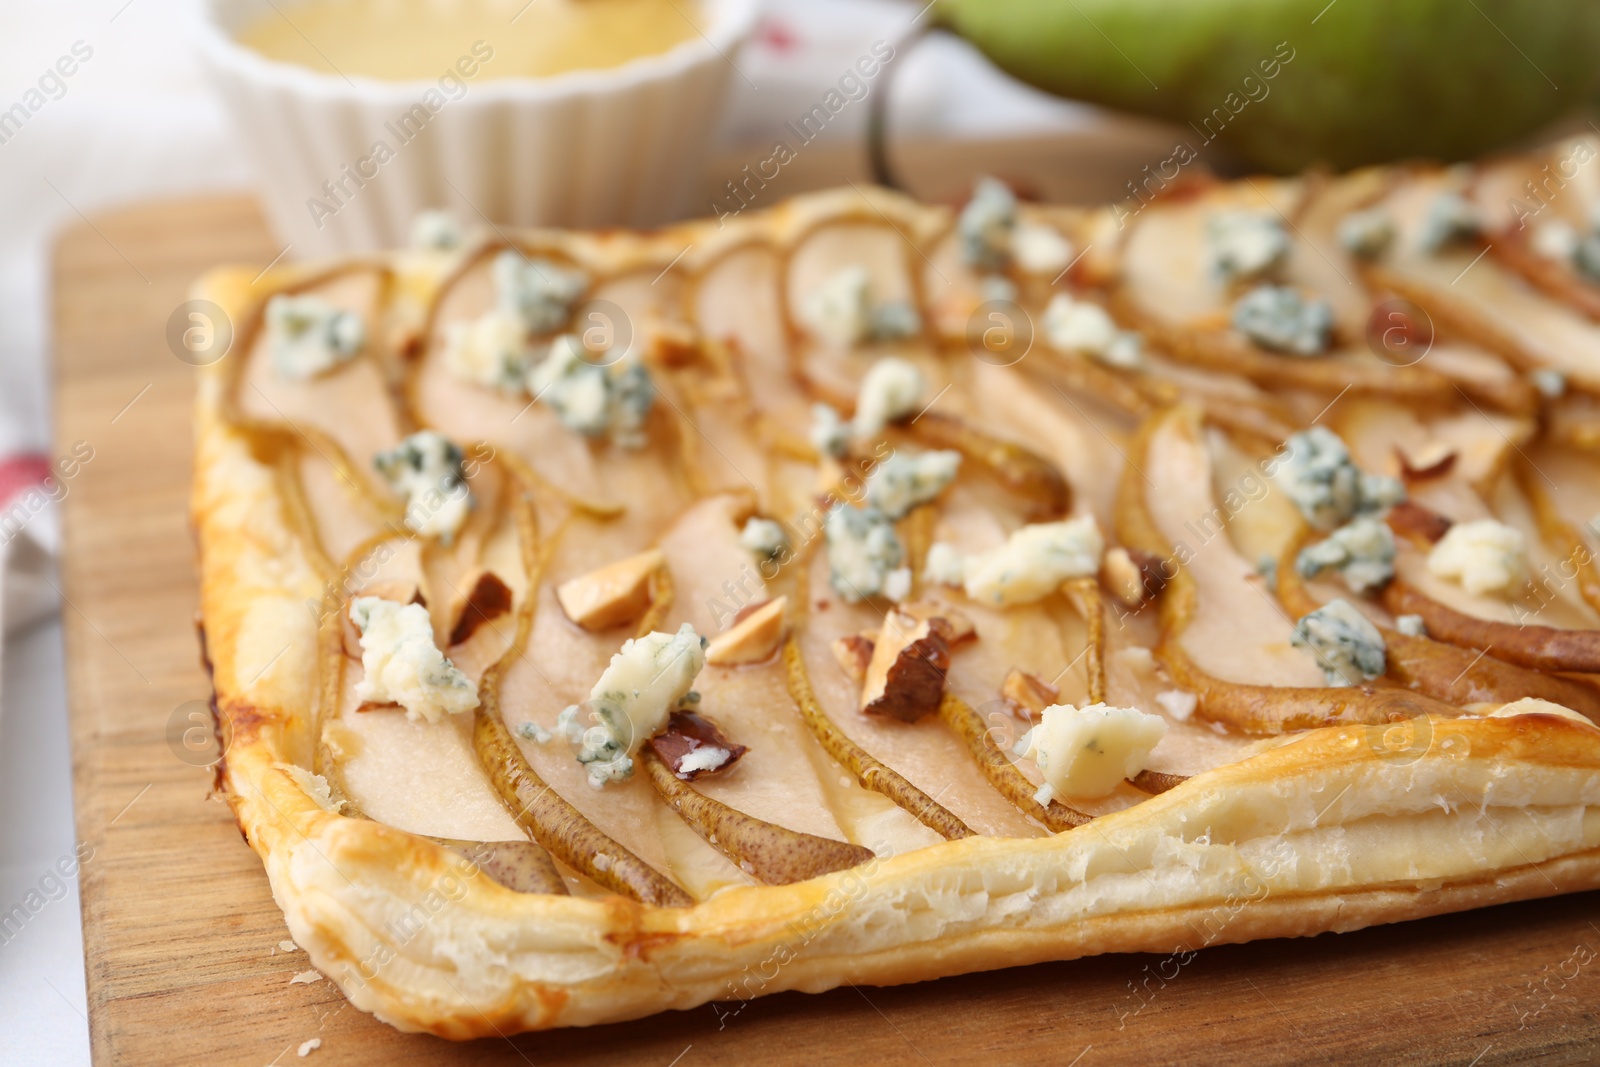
<box><xmin>56</xmin><ymin>195</ymin><xmax>1600</xmax><ymax>1067</ymax></box>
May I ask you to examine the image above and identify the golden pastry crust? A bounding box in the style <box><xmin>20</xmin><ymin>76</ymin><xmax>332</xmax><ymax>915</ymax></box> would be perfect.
<box><xmin>193</xmin><ymin>184</ymin><xmax>1600</xmax><ymax>1038</ymax></box>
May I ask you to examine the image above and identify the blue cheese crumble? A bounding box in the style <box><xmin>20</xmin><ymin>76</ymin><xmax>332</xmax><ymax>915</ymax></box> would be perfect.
<box><xmin>924</xmin><ymin>541</ymin><xmax>966</xmax><ymax>587</ymax></box>
<box><xmin>1272</xmin><ymin>427</ymin><xmax>1405</xmax><ymax>531</ymax></box>
<box><xmin>824</xmin><ymin>505</ymin><xmax>905</xmax><ymax>602</ymax></box>
<box><xmin>958</xmin><ymin>176</ymin><xmax>1018</xmax><ymax>271</ymax></box>
<box><xmin>1206</xmin><ymin>211</ymin><xmax>1289</xmax><ymax>283</ymax></box>
<box><xmin>1232</xmin><ymin>285</ymin><xmax>1335</xmax><ymax>356</ymax></box>
<box><xmin>963</xmin><ymin>515</ymin><xmax>1104</xmax><ymax>607</ymax></box>
<box><xmin>1295</xmin><ymin>515</ymin><xmax>1396</xmax><ymax>593</ymax></box>
<box><xmin>853</xmin><ymin>357</ymin><xmax>925</xmax><ymax>439</ymax></box>
<box><xmin>443</xmin><ymin>309</ymin><xmax>535</xmax><ymax>393</ymax></box>
<box><xmin>800</xmin><ymin>266</ymin><xmax>923</xmax><ymax>347</ymax></box>
<box><xmin>810</xmin><ymin>403</ymin><xmax>851</xmax><ymax>459</ymax></box>
<box><xmin>374</xmin><ymin>431</ymin><xmax>473</xmax><ymax>542</ymax></box>
<box><xmin>1395</xmin><ymin>613</ymin><xmax>1428</xmax><ymax>637</ymax></box>
<box><xmin>492</xmin><ymin>250</ymin><xmax>587</xmax><ymax>335</ymax></box>
<box><xmin>1012</xmin><ymin>221</ymin><xmax>1074</xmax><ymax>276</ymax></box>
<box><xmin>740</xmin><ymin>517</ymin><xmax>788</xmax><ymax>561</ymax></box>
<box><xmin>1426</xmin><ymin>518</ymin><xmax>1527</xmax><ymax>597</ymax></box>
<box><xmin>409</xmin><ymin>209</ymin><xmax>464</xmax><ymax>251</ymax></box>
<box><xmin>265</xmin><ymin>294</ymin><xmax>365</xmax><ymax>379</ymax></box>
<box><xmin>1290</xmin><ymin>599</ymin><xmax>1386</xmax><ymax>686</ymax></box>
<box><xmin>527</xmin><ymin>334</ymin><xmax>655</xmax><ymax>447</ymax></box>
<box><xmin>558</xmin><ymin>623</ymin><xmax>707</xmax><ymax>788</ymax></box>
<box><xmin>1417</xmin><ymin>192</ymin><xmax>1482</xmax><ymax>253</ymax></box>
<box><xmin>1020</xmin><ymin>702</ymin><xmax>1167</xmax><ymax>799</ymax></box>
<box><xmin>865</xmin><ymin>450</ymin><xmax>962</xmax><ymax>520</ymax></box>
<box><xmin>1336</xmin><ymin>208</ymin><xmax>1396</xmax><ymax>260</ymax></box>
<box><xmin>349</xmin><ymin>596</ymin><xmax>479</xmax><ymax>722</ymax></box>
<box><xmin>1042</xmin><ymin>293</ymin><xmax>1144</xmax><ymax>369</ymax></box>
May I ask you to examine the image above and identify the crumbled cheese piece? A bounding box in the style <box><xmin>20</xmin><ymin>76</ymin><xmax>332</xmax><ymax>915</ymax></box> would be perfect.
<box><xmin>528</xmin><ymin>334</ymin><xmax>655</xmax><ymax>447</ymax></box>
<box><xmin>1295</xmin><ymin>515</ymin><xmax>1396</xmax><ymax>593</ymax></box>
<box><xmin>677</xmin><ymin>745</ymin><xmax>732</xmax><ymax>775</ymax></box>
<box><xmin>1232</xmin><ymin>284</ymin><xmax>1335</xmax><ymax>356</ymax></box>
<box><xmin>297</xmin><ymin>1037</ymin><xmax>323</xmax><ymax>1057</ymax></box>
<box><xmin>564</xmin><ymin>623</ymin><xmax>706</xmax><ymax>787</ymax></box>
<box><xmin>958</xmin><ymin>176</ymin><xmax>1018</xmax><ymax>270</ymax></box>
<box><xmin>1206</xmin><ymin>211</ymin><xmax>1289</xmax><ymax>282</ymax></box>
<box><xmin>963</xmin><ymin>515</ymin><xmax>1105</xmax><ymax>607</ymax></box>
<box><xmin>409</xmin><ymin>209</ymin><xmax>463</xmax><ymax>251</ymax></box>
<box><xmin>824</xmin><ymin>505</ymin><xmax>905</xmax><ymax>602</ymax></box>
<box><xmin>492</xmin><ymin>250</ymin><xmax>587</xmax><ymax>334</ymax></box>
<box><xmin>1013</xmin><ymin>221</ymin><xmax>1074</xmax><ymax>275</ymax></box>
<box><xmin>1023</xmin><ymin>702</ymin><xmax>1167</xmax><ymax>799</ymax></box>
<box><xmin>1042</xmin><ymin>293</ymin><xmax>1145</xmax><ymax>369</ymax></box>
<box><xmin>740</xmin><ymin>517</ymin><xmax>788</xmax><ymax>561</ymax></box>
<box><xmin>289</xmin><ymin>970</ymin><xmax>323</xmax><ymax>985</ymax></box>
<box><xmin>1290</xmin><ymin>599</ymin><xmax>1386</xmax><ymax>686</ymax></box>
<box><xmin>443</xmin><ymin>309</ymin><xmax>534</xmax><ymax>393</ymax></box>
<box><xmin>1337</xmin><ymin>208</ymin><xmax>1396</xmax><ymax>260</ymax></box>
<box><xmin>924</xmin><ymin>541</ymin><xmax>966</xmax><ymax>587</ymax></box>
<box><xmin>1154</xmin><ymin>690</ymin><xmax>1197</xmax><ymax>721</ymax></box>
<box><xmin>865</xmin><ymin>450</ymin><xmax>962</xmax><ymax>520</ymax></box>
<box><xmin>1488</xmin><ymin>697</ymin><xmax>1593</xmax><ymax>725</ymax></box>
<box><xmin>801</xmin><ymin>265</ymin><xmax>872</xmax><ymax>347</ymax></box>
<box><xmin>882</xmin><ymin>566</ymin><xmax>913</xmax><ymax>603</ymax></box>
<box><xmin>1418</xmin><ymin>192</ymin><xmax>1482</xmax><ymax>252</ymax></box>
<box><xmin>278</xmin><ymin>940</ymin><xmax>298</xmax><ymax>953</ymax></box>
<box><xmin>868</xmin><ymin>299</ymin><xmax>923</xmax><ymax>341</ymax></box>
<box><xmin>1427</xmin><ymin>518</ymin><xmax>1527</xmax><ymax>597</ymax></box>
<box><xmin>349</xmin><ymin>597</ymin><xmax>479</xmax><ymax>722</ymax></box>
<box><xmin>516</xmin><ymin>720</ymin><xmax>553</xmax><ymax>743</ymax></box>
<box><xmin>1531</xmin><ymin>219</ymin><xmax>1580</xmax><ymax>261</ymax></box>
<box><xmin>265</xmin><ymin>295</ymin><xmax>365</xmax><ymax>379</ymax></box>
<box><xmin>853</xmin><ymin>357</ymin><xmax>925</xmax><ymax>438</ymax></box>
<box><xmin>1272</xmin><ymin>427</ymin><xmax>1405</xmax><ymax>531</ymax></box>
<box><xmin>275</xmin><ymin>764</ymin><xmax>345</xmax><ymax>813</ymax></box>
<box><xmin>1257</xmin><ymin>554</ymin><xmax>1279</xmax><ymax>593</ymax></box>
<box><xmin>810</xmin><ymin>403</ymin><xmax>850</xmax><ymax>458</ymax></box>
<box><xmin>374</xmin><ymin>431</ymin><xmax>473</xmax><ymax>541</ymax></box>
<box><xmin>1531</xmin><ymin>368</ymin><xmax>1567</xmax><ymax>398</ymax></box>
<box><xmin>1394</xmin><ymin>613</ymin><xmax>1428</xmax><ymax>637</ymax></box>
<box><xmin>1032</xmin><ymin>782</ymin><xmax>1055</xmax><ymax>807</ymax></box>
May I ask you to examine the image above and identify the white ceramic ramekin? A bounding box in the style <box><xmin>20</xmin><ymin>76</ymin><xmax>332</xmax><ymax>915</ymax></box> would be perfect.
<box><xmin>196</xmin><ymin>0</ymin><xmax>757</xmax><ymax>258</ymax></box>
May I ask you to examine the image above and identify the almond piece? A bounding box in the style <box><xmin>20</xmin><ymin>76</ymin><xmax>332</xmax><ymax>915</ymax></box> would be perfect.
<box><xmin>644</xmin><ymin>317</ymin><xmax>701</xmax><ymax>368</ymax></box>
<box><xmin>556</xmin><ymin>549</ymin><xmax>664</xmax><ymax>632</ymax></box>
<box><xmin>859</xmin><ymin>609</ymin><xmax>951</xmax><ymax>722</ymax></box>
<box><xmin>1386</xmin><ymin>501</ymin><xmax>1453</xmax><ymax>546</ymax></box>
<box><xmin>1001</xmin><ymin>667</ymin><xmax>1059</xmax><ymax>720</ymax></box>
<box><xmin>448</xmin><ymin>570</ymin><xmax>514</xmax><ymax>645</ymax></box>
<box><xmin>895</xmin><ymin>599</ymin><xmax>977</xmax><ymax>646</ymax></box>
<box><xmin>832</xmin><ymin>634</ymin><xmax>875</xmax><ymax>682</ymax></box>
<box><xmin>705</xmin><ymin>597</ymin><xmax>788</xmax><ymax>665</ymax></box>
<box><xmin>1101</xmin><ymin>547</ymin><xmax>1150</xmax><ymax>607</ymax></box>
<box><xmin>1396</xmin><ymin>442</ymin><xmax>1457</xmax><ymax>482</ymax></box>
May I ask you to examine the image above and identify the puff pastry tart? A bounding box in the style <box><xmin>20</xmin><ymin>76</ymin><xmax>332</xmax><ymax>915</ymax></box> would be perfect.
<box><xmin>193</xmin><ymin>143</ymin><xmax>1600</xmax><ymax>1037</ymax></box>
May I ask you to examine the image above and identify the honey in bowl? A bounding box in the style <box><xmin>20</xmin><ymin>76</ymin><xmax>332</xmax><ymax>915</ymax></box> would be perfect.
<box><xmin>236</xmin><ymin>0</ymin><xmax>704</xmax><ymax>81</ymax></box>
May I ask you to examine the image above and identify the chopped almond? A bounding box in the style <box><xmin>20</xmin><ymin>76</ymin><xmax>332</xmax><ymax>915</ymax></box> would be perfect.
<box><xmin>832</xmin><ymin>634</ymin><xmax>875</xmax><ymax>682</ymax></box>
<box><xmin>896</xmin><ymin>599</ymin><xmax>977</xmax><ymax>646</ymax></box>
<box><xmin>859</xmin><ymin>608</ymin><xmax>951</xmax><ymax>722</ymax></box>
<box><xmin>1397</xmin><ymin>442</ymin><xmax>1457</xmax><ymax>482</ymax></box>
<box><xmin>341</xmin><ymin>581</ymin><xmax>425</xmax><ymax>658</ymax></box>
<box><xmin>644</xmin><ymin>317</ymin><xmax>701</xmax><ymax>367</ymax></box>
<box><xmin>706</xmin><ymin>597</ymin><xmax>788</xmax><ymax>665</ymax></box>
<box><xmin>448</xmin><ymin>570</ymin><xmax>513</xmax><ymax>645</ymax></box>
<box><xmin>556</xmin><ymin>549</ymin><xmax>664</xmax><ymax>632</ymax></box>
<box><xmin>1101</xmin><ymin>546</ymin><xmax>1165</xmax><ymax>607</ymax></box>
<box><xmin>1001</xmin><ymin>668</ymin><xmax>1059</xmax><ymax>720</ymax></box>
<box><xmin>1387</xmin><ymin>501</ymin><xmax>1453</xmax><ymax>546</ymax></box>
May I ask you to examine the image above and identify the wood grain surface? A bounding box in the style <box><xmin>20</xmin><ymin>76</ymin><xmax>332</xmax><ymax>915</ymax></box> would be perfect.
<box><xmin>54</xmin><ymin>195</ymin><xmax>1600</xmax><ymax>1067</ymax></box>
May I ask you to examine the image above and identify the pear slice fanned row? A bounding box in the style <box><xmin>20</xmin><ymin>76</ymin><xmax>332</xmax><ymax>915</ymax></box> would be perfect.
<box><xmin>194</xmin><ymin>139</ymin><xmax>1600</xmax><ymax>1037</ymax></box>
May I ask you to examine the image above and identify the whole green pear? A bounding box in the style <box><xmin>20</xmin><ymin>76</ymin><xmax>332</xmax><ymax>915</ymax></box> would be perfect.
<box><xmin>934</xmin><ymin>0</ymin><xmax>1600</xmax><ymax>171</ymax></box>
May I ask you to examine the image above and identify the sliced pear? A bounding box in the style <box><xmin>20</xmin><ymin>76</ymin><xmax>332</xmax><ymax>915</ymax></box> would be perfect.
<box><xmin>428</xmin><ymin>837</ymin><xmax>569</xmax><ymax>895</ymax></box>
<box><xmin>937</xmin><ymin>692</ymin><xmax>1091</xmax><ymax>832</ymax></box>
<box><xmin>1128</xmin><ymin>770</ymin><xmax>1188</xmax><ymax>795</ymax></box>
<box><xmin>783</xmin><ymin>638</ymin><xmax>974</xmax><ymax>840</ymax></box>
<box><xmin>1382</xmin><ymin>579</ymin><xmax>1600</xmax><ymax>674</ymax></box>
<box><xmin>906</xmin><ymin>412</ymin><xmax>1070</xmax><ymax>520</ymax></box>
<box><xmin>555</xmin><ymin>548</ymin><xmax>664</xmax><ymax>632</ymax></box>
<box><xmin>641</xmin><ymin>749</ymin><xmax>873</xmax><ymax>885</ymax></box>
<box><xmin>705</xmin><ymin>597</ymin><xmax>787</xmax><ymax>665</ymax></box>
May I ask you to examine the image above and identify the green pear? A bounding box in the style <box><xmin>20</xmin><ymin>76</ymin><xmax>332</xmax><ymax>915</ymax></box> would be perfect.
<box><xmin>934</xmin><ymin>0</ymin><xmax>1600</xmax><ymax>171</ymax></box>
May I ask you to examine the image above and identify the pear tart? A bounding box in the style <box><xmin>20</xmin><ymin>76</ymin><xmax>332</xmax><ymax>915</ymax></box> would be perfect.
<box><xmin>194</xmin><ymin>146</ymin><xmax>1600</xmax><ymax>1037</ymax></box>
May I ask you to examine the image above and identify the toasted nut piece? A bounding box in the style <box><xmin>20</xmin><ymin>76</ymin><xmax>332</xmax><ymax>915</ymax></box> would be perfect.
<box><xmin>1101</xmin><ymin>546</ymin><xmax>1165</xmax><ymax>607</ymax></box>
<box><xmin>860</xmin><ymin>609</ymin><xmax>951</xmax><ymax>722</ymax></box>
<box><xmin>341</xmin><ymin>581</ymin><xmax>426</xmax><ymax>658</ymax></box>
<box><xmin>895</xmin><ymin>599</ymin><xmax>977</xmax><ymax>646</ymax></box>
<box><xmin>832</xmin><ymin>634</ymin><xmax>875</xmax><ymax>682</ymax></box>
<box><xmin>1397</xmin><ymin>442</ymin><xmax>1457</xmax><ymax>482</ymax></box>
<box><xmin>448</xmin><ymin>570</ymin><xmax>513</xmax><ymax>645</ymax></box>
<box><xmin>1001</xmin><ymin>667</ymin><xmax>1059</xmax><ymax>720</ymax></box>
<box><xmin>705</xmin><ymin>597</ymin><xmax>788</xmax><ymax>665</ymax></box>
<box><xmin>1387</xmin><ymin>501</ymin><xmax>1453</xmax><ymax>546</ymax></box>
<box><xmin>556</xmin><ymin>549</ymin><xmax>664</xmax><ymax>632</ymax></box>
<box><xmin>644</xmin><ymin>317</ymin><xmax>701</xmax><ymax>367</ymax></box>
<box><xmin>647</xmin><ymin>709</ymin><xmax>748</xmax><ymax>779</ymax></box>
